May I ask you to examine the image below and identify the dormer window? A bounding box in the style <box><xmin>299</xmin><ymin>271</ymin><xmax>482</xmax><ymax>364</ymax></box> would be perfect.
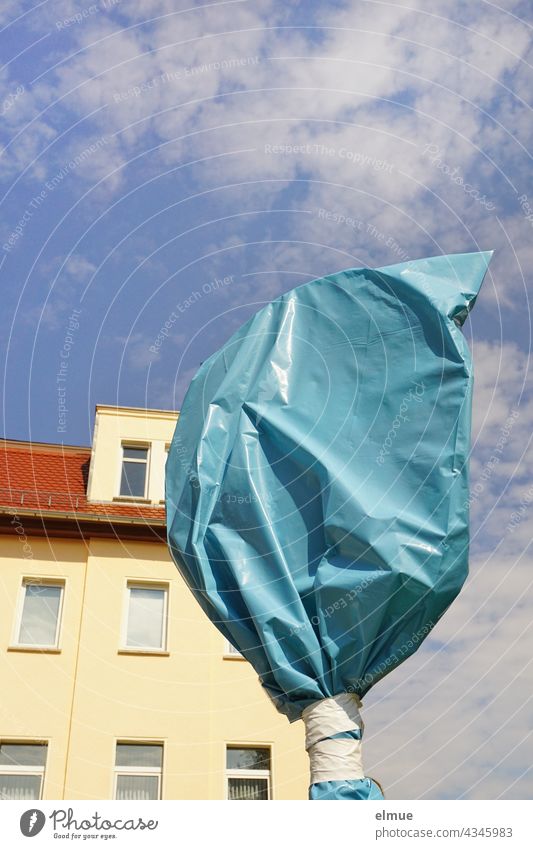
<box><xmin>119</xmin><ymin>445</ymin><xmax>149</xmax><ymax>498</ymax></box>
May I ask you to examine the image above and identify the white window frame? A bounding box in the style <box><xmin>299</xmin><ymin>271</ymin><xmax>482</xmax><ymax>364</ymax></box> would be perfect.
<box><xmin>120</xmin><ymin>582</ymin><xmax>169</xmax><ymax>653</ymax></box>
<box><xmin>11</xmin><ymin>578</ymin><xmax>65</xmax><ymax>650</ymax></box>
<box><xmin>225</xmin><ymin>745</ymin><xmax>272</xmax><ymax>800</ymax></box>
<box><xmin>113</xmin><ymin>742</ymin><xmax>163</xmax><ymax>800</ymax></box>
<box><xmin>117</xmin><ymin>442</ymin><xmax>150</xmax><ymax>500</ymax></box>
<box><xmin>159</xmin><ymin>443</ymin><xmax>170</xmax><ymax>504</ymax></box>
<box><xmin>0</xmin><ymin>741</ymin><xmax>48</xmax><ymax>800</ymax></box>
<box><xmin>223</xmin><ymin>639</ymin><xmax>244</xmax><ymax>659</ymax></box>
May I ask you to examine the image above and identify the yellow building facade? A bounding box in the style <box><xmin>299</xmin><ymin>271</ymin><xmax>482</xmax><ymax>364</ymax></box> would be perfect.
<box><xmin>0</xmin><ymin>406</ymin><xmax>308</xmax><ymax>800</ymax></box>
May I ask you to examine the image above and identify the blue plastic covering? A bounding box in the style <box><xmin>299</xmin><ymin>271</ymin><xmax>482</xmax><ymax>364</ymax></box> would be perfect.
<box><xmin>166</xmin><ymin>251</ymin><xmax>492</xmax><ymax>800</ymax></box>
<box><xmin>310</xmin><ymin>778</ymin><xmax>385</xmax><ymax>800</ymax></box>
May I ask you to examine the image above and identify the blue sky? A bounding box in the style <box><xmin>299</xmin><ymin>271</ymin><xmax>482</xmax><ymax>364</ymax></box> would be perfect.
<box><xmin>1</xmin><ymin>0</ymin><xmax>532</xmax><ymax>799</ymax></box>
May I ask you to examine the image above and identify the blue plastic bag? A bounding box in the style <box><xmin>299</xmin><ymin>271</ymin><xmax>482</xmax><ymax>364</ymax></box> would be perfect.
<box><xmin>166</xmin><ymin>251</ymin><xmax>492</xmax><ymax>799</ymax></box>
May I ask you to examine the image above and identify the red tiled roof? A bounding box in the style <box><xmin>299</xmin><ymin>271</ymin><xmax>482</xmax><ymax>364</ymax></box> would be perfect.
<box><xmin>0</xmin><ymin>439</ymin><xmax>165</xmax><ymax>523</ymax></box>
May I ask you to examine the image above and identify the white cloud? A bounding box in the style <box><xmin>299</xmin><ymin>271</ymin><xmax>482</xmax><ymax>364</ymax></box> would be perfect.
<box><xmin>62</xmin><ymin>252</ymin><xmax>96</xmax><ymax>279</ymax></box>
<box><xmin>115</xmin><ymin>330</ymin><xmax>161</xmax><ymax>369</ymax></box>
<box><xmin>364</xmin><ymin>542</ymin><xmax>533</xmax><ymax>799</ymax></box>
<box><xmin>17</xmin><ymin>252</ymin><xmax>96</xmax><ymax>332</ymax></box>
<box><xmin>466</xmin><ymin>340</ymin><xmax>532</xmax><ymax>548</ymax></box>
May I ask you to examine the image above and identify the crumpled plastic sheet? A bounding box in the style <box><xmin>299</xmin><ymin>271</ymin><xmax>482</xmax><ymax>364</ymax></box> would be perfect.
<box><xmin>166</xmin><ymin>251</ymin><xmax>492</xmax><ymax>800</ymax></box>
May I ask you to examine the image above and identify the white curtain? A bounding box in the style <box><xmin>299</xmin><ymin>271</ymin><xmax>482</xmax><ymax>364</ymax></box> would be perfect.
<box><xmin>228</xmin><ymin>778</ymin><xmax>268</xmax><ymax>800</ymax></box>
<box><xmin>0</xmin><ymin>775</ymin><xmax>41</xmax><ymax>800</ymax></box>
<box><xmin>115</xmin><ymin>775</ymin><xmax>159</xmax><ymax>800</ymax></box>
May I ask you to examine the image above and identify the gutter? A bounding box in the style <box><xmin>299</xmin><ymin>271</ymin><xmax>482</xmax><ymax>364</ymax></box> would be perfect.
<box><xmin>0</xmin><ymin>505</ymin><xmax>166</xmax><ymax>526</ymax></box>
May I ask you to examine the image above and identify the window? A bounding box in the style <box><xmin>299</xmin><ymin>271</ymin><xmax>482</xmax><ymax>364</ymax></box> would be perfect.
<box><xmin>14</xmin><ymin>581</ymin><xmax>64</xmax><ymax>648</ymax></box>
<box><xmin>226</xmin><ymin>746</ymin><xmax>271</xmax><ymax>800</ymax></box>
<box><xmin>119</xmin><ymin>445</ymin><xmax>149</xmax><ymax>498</ymax></box>
<box><xmin>0</xmin><ymin>743</ymin><xmax>47</xmax><ymax>800</ymax></box>
<box><xmin>122</xmin><ymin>584</ymin><xmax>168</xmax><ymax>651</ymax></box>
<box><xmin>224</xmin><ymin>639</ymin><xmax>243</xmax><ymax>658</ymax></box>
<box><xmin>114</xmin><ymin>743</ymin><xmax>163</xmax><ymax>800</ymax></box>
<box><xmin>160</xmin><ymin>445</ymin><xmax>170</xmax><ymax>503</ymax></box>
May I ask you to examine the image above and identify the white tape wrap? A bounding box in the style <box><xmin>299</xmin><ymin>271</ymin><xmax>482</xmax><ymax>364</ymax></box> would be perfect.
<box><xmin>302</xmin><ymin>693</ymin><xmax>365</xmax><ymax>784</ymax></box>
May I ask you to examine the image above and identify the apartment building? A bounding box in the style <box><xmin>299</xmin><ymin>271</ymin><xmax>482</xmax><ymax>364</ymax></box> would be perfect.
<box><xmin>0</xmin><ymin>405</ymin><xmax>308</xmax><ymax>800</ymax></box>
